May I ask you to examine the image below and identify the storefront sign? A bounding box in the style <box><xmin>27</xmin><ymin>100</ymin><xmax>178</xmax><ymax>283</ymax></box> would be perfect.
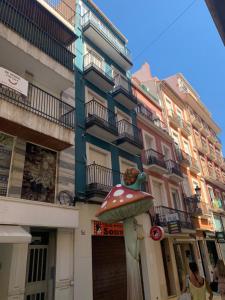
<box><xmin>166</xmin><ymin>213</ymin><xmax>179</xmax><ymax>222</ymax></box>
<box><xmin>0</xmin><ymin>67</ymin><xmax>28</xmax><ymax>96</ymax></box>
<box><xmin>216</xmin><ymin>232</ymin><xmax>225</xmax><ymax>243</ymax></box>
<box><xmin>150</xmin><ymin>226</ymin><xmax>165</xmax><ymax>241</ymax></box>
<box><xmin>168</xmin><ymin>221</ymin><xmax>181</xmax><ymax>234</ymax></box>
<box><xmin>93</xmin><ymin>221</ymin><xmax>124</xmax><ymax>236</ymax></box>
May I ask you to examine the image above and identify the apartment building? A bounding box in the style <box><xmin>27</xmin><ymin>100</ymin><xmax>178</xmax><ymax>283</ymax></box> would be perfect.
<box><xmin>165</xmin><ymin>74</ymin><xmax>225</xmax><ymax>282</ymax></box>
<box><xmin>0</xmin><ymin>1</ymin><xmax>78</xmax><ymax>299</ymax></box>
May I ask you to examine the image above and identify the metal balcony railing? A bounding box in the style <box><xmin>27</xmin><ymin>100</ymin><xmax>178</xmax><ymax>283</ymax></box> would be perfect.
<box><xmin>43</xmin><ymin>0</ymin><xmax>75</xmax><ymax>25</ymax></box>
<box><xmin>143</xmin><ymin>148</ymin><xmax>167</xmax><ymax>168</ymax></box>
<box><xmin>189</xmin><ymin>156</ymin><xmax>200</xmax><ymax>170</ymax></box>
<box><xmin>85</xmin><ymin>99</ymin><xmax>117</xmax><ymax>130</ymax></box>
<box><xmin>83</xmin><ymin>51</ymin><xmax>114</xmax><ymax>81</ymax></box>
<box><xmin>0</xmin><ymin>0</ymin><xmax>75</xmax><ymax>70</ymax></box>
<box><xmin>113</xmin><ymin>74</ymin><xmax>136</xmax><ymax>99</ymax></box>
<box><xmin>176</xmin><ymin>149</ymin><xmax>190</xmax><ymax>163</ymax></box>
<box><xmin>81</xmin><ymin>10</ymin><xmax>131</xmax><ymax>61</ymax></box>
<box><xmin>117</xmin><ymin>119</ymin><xmax>143</xmax><ymax>147</ymax></box>
<box><xmin>0</xmin><ymin>83</ymin><xmax>75</xmax><ymax>129</ymax></box>
<box><xmin>152</xmin><ymin>206</ymin><xmax>193</xmax><ymax>230</ymax></box>
<box><xmin>165</xmin><ymin>160</ymin><xmax>183</xmax><ymax>177</ymax></box>
<box><xmin>185</xmin><ymin>196</ymin><xmax>210</xmax><ymax>216</ymax></box>
<box><xmin>180</xmin><ymin>119</ymin><xmax>191</xmax><ymax>134</ymax></box>
<box><xmin>86</xmin><ymin>163</ymin><xmax>114</xmax><ymax>192</ymax></box>
<box><xmin>136</xmin><ymin>103</ymin><xmax>169</xmax><ymax>133</ymax></box>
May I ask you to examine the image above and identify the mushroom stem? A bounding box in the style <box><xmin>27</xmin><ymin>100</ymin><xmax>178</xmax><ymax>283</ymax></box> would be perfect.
<box><xmin>123</xmin><ymin>217</ymin><xmax>144</xmax><ymax>300</ymax></box>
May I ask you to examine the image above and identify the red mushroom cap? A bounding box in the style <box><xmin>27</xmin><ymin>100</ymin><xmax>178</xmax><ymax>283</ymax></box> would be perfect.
<box><xmin>96</xmin><ymin>184</ymin><xmax>154</xmax><ymax>223</ymax></box>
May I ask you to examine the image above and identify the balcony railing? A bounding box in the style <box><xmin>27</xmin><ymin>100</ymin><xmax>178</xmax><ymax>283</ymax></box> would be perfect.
<box><xmin>113</xmin><ymin>74</ymin><xmax>136</xmax><ymax>98</ymax></box>
<box><xmin>85</xmin><ymin>99</ymin><xmax>117</xmax><ymax>130</ymax></box>
<box><xmin>43</xmin><ymin>0</ymin><xmax>75</xmax><ymax>25</ymax></box>
<box><xmin>136</xmin><ymin>103</ymin><xmax>169</xmax><ymax>133</ymax></box>
<box><xmin>117</xmin><ymin>119</ymin><xmax>143</xmax><ymax>147</ymax></box>
<box><xmin>86</xmin><ymin>163</ymin><xmax>113</xmax><ymax>193</ymax></box>
<box><xmin>143</xmin><ymin>148</ymin><xmax>167</xmax><ymax>168</ymax></box>
<box><xmin>152</xmin><ymin>206</ymin><xmax>193</xmax><ymax>230</ymax></box>
<box><xmin>185</xmin><ymin>196</ymin><xmax>210</xmax><ymax>216</ymax></box>
<box><xmin>189</xmin><ymin>156</ymin><xmax>200</xmax><ymax>171</ymax></box>
<box><xmin>0</xmin><ymin>83</ymin><xmax>75</xmax><ymax>129</ymax></box>
<box><xmin>0</xmin><ymin>0</ymin><xmax>75</xmax><ymax>70</ymax></box>
<box><xmin>166</xmin><ymin>160</ymin><xmax>183</xmax><ymax>178</ymax></box>
<box><xmin>81</xmin><ymin>11</ymin><xmax>131</xmax><ymax>61</ymax></box>
<box><xmin>83</xmin><ymin>51</ymin><xmax>114</xmax><ymax>81</ymax></box>
<box><xmin>180</xmin><ymin>119</ymin><xmax>192</xmax><ymax>135</ymax></box>
<box><xmin>176</xmin><ymin>149</ymin><xmax>190</xmax><ymax>164</ymax></box>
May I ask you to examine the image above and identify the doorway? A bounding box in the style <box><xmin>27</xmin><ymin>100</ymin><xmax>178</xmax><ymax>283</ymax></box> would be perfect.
<box><xmin>92</xmin><ymin>236</ymin><xmax>127</xmax><ymax>300</ymax></box>
<box><xmin>25</xmin><ymin>231</ymin><xmax>55</xmax><ymax>300</ymax></box>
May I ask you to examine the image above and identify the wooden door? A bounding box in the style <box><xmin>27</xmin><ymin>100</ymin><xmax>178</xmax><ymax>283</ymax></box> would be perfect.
<box><xmin>92</xmin><ymin>236</ymin><xmax>127</xmax><ymax>300</ymax></box>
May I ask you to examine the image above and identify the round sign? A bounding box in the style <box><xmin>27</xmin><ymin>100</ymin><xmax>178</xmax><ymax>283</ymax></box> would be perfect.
<box><xmin>150</xmin><ymin>226</ymin><xmax>165</xmax><ymax>241</ymax></box>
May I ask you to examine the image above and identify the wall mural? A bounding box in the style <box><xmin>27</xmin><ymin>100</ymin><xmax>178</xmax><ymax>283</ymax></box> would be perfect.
<box><xmin>0</xmin><ymin>132</ymin><xmax>14</xmax><ymax>196</ymax></box>
<box><xmin>21</xmin><ymin>143</ymin><xmax>56</xmax><ymax>202</ymax></box>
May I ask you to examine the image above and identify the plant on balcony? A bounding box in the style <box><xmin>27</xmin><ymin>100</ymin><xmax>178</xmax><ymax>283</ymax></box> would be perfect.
<box><xmin>96</xmin><ymin>168</ymin><xmax>153</xmax><ymax>300</ymax></box>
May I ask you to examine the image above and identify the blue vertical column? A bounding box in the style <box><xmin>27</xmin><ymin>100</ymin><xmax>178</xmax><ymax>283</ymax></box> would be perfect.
<box><xmin>75</xmin><ymin>5</ymin><xmax>86</xmax><ymax>199</ymax></box>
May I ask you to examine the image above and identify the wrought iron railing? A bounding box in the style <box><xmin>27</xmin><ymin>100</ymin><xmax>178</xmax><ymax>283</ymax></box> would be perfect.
<box><xmin>176</xmin><ymin>149</ymin><xmax>190</xmax><ymax>163</ymax></box>
<box><xmin>0</xmin><ymin>0</ymin><xmax>75</xmax><ymax>70</ymax></box>
<box><xmin>83</xmin><ymin>51</ymin><xmax>114</xmax><ymax>81</ymax></box>
<box><xmin>136</xmin><ymin>103</ymin><xmax>169</xmax><ymax>133</ymax></box>
<box><xmin>0</xmin><ymin>83</ymin><xmax>75</xmax><ymax>129</ymax></box>
<box><xmin>152</xmin><ymin>206</ymin><xmax>193</xmax><ymax>229</ymax></box>
<box><xmin>185</xmin><ymin>196</ymin><xmax>210</xmax><ymax>215</ymax></box>
<box><xmin>44</xmin><ymin>0</ymin><xmax>75</xmax><ymax>25</ymax></box>
<box><xmin>85</xmin><ymin>99</ymin><xmax>117</xmax><ymax>130</ymax></box>
<box><xmin>117</xmin><ymin>119</ymin><xmax>143</xmax><ymax>147</ymax></box>
<box><xmin>113</xmin><ymin>74</ymin><xmax>137</xmax><ymax>101</ymax></box>
<box><xmin>189</xmin><ymin>156</ymin><xmax>200</xmax><ymax>170</ymax></box>
<box><xmin>143</xmin><ymin>148</ymin><xmax>167</xmax><ymax>169</ymax></box>
<box><xmin>166</xmin><ymin>160</ymin><xmax>183</xmax><ymax>177</ymax></box>
<box><xmin>81</xmin><ymin>10</ymin><xmax>131</xmax><ymax>61</ymax></box>
<box><xmin>86</xmin><ymin>163</ymin><xmax>114</xmax><ymax>192</ymax></box>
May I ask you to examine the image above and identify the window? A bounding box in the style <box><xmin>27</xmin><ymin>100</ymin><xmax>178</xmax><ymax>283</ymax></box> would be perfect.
<box><xmin>144</xmin><ymin>132</ymin><xmax>156</xmax><ymax>150</ymax></box>
<box><xmin>176</xmin><ymin>107</ymin><xmax>183</xmax><ymax>121</ymax></box>
<box><xmin>208</xmin><ymin>186</ymin><xmax>214</xmax><ymax>202</ymax></box>
<box><xmin>162</xmin><ymin>144</ymin><xmax>172</xmax><ymax>160</ymax></box>
<box><xmin>171</xmin><ymin>188</ymin><xmax>182</xmax><ymax>210</ymax></box>
<box><xmin>21</xmin><ymin>143</ymin><xmax>57</xmax><ymax>203</ymax></box>
<box><xmin>0</xmin><ymin>132</ymin><xmax>14</xmax><ymax>196</ymax></box>
<box><xmin>119</xmin><ymin>158</ymin><xmax>137</xmax><ymax>174</ymax></box>
<box><xmin>88</xmin><ymin>145</ymin><xmax>110</xmax><ymax>168</ymax></box>
<box><xmin>183</xmin><ymin>140</ymin><xmax>190</xmax><ymax>155</ymax></box>
<box><xmin>171</xmin><ymin>131</ymin><xmax>180</xmax><ymax>149</ymax></box>
<box><xmin>165</xmin><ymin>97</ymin><xmax>172</xmax><ymax>115</ymax></box>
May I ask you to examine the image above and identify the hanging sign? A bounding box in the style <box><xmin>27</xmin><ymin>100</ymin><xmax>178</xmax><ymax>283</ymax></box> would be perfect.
<box><xmin>0</xmin><ymin>67</ymin><xmax>28</xmax><ymax>96</ymax></box>
<box><xmin>93</xmin><ymin>221</ymin><xmax>124</xmax><ymax>236</ymax></box>
<box><xmin>168</xmin><ymin>221</ymin><xmax>181</xmax><ymax>234</ymax></box>
<box><xmin>216</xmin><ymin>232</ymin><xmax>225</xmax><ymax>243</ymax></box>
<box><xmin>150</xmin><ymin>226</ymin><xmax>165</xmax><ymax>241</ymax></box>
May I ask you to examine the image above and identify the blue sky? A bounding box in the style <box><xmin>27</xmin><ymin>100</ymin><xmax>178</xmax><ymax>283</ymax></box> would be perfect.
<box><xmin>94</xmin><ymin>0</ymin><xmax>225</xmax><ymax>151</ymax></box>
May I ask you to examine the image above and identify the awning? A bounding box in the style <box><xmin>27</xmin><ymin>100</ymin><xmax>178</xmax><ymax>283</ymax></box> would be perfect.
<box><xmin>0</xmin><ymin>226</ymin><xmax>31</xmax><ymax>244</ymax></box>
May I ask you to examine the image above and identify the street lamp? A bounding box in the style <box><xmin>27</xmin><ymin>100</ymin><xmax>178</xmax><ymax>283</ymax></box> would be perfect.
<box><xmin>195</xmin><ymin>186</ymin><xmax>201</xmax><ymax>202</ymax></box>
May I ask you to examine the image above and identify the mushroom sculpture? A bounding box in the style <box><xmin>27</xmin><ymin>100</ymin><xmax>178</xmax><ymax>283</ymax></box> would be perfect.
<box><xmin>96</xmin><ymin>168</ymin><xmax>154</xmax><ymax>300</ymax></box>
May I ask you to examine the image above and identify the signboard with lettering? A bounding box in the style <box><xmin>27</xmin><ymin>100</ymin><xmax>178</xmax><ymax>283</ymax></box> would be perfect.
<box><xmin>168</xmin><ymin>221</ymin><xmax>181</xmax><ymax>234</ymax></box>
<box><xmin>0</xmin><ymin>67</ymin><xmax>28</xmax><ymax>96</ymax></box>
<box><xmin>93</xmin><ymin>221</ymin><xmax>124</xmax><ymax>236</ymax></box>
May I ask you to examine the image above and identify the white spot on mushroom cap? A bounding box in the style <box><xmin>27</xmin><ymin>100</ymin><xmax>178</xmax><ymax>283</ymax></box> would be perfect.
<box><xmin>116</xmin><ymin>184</ymin><xmax>122</xmax><ymax>187</ymax></box>
<box><xmin>112</xmin><ymin>199</ymin><xmax>117</xmax><ymax>203</ymax></box>
<box><xmin>113</xmin><ymin>189</ymin><xmax>124</xmax><ymax>197</ymax></box>
<box><xmin>126</xmin><ymin>194</ymin><xmax>134</xmax><ymax>199</ymax></box>
<box><xmin>120</xmin><ymin>199</ymin><xmax>124</xmax><ymax>203</ymax></box>
<box><xmin>101</xmin><ymin>201</ymin><xmax>107</xmax><ymax>208</ymax></box>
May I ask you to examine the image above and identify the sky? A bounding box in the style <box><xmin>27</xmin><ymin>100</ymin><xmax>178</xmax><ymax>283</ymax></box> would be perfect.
<box><xmin>93</xmin><ymin>0</ymin><xmax>225</xmax><ymax>151</ymax></box>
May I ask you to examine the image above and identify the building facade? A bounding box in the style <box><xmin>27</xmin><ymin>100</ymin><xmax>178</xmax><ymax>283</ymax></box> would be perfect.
<box><xmin>0</xmin><ymin>1</ymin><xmax>78</xmax><ymax>299</ymax></box>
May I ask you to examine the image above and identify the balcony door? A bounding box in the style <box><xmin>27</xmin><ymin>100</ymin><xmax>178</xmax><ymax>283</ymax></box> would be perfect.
<box><xmin>162</xmin><ymin>144</ymin><xmax>172</xmax><ymax>161</ymax></box>
<box><xmin>152</xmin><ymin>180</ymin><xmax>164</xmax><ymax>206</ymax></box>
<box><xmin>171</xmin><ymin>188</ymin><xmax>182</xmax><ymax>211</ymax></box>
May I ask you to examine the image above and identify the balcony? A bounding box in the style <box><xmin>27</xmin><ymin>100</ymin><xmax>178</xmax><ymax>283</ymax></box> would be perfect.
<box><xmin>111</xmin><ymin>74</ymin><xmax>137</xmax><ymax>110</ymax></box>
<box><xmin>215</xmin><ymin>154</ymin><xmax>222</xmax><ymax>165</ymax></box>
<box><xmin>0</xmin><ymin>196</ymin><xmax>79</xmax><ymax>228</ymax></box>
<box><xmin>0</xmin><ymin>0</ymin><xmax>76</xmax><ymax>71</ymax></box>
<box><xmin>85</xmin><ymin>100</ymin><xmax>118</xmax><ymax>142</ymax></box>
<box><xmin>176</xmin><ymin>149</ymin><xmax>191</xmax><ymax>167</ymax></box>
<box><xmin>0</xmin><ymin>83</ymin><xmax>75</xmax><ymax>150</ymax></box>
<box><xmin>201</xmin><ymin>122</ymin><xmax>210</xmax><ymax>137</ymax></box>
<box><xmin>83</xmin><ymin>51</ymin><xmax>115</xmax><ymax>92</ymax></box>
<box><xmin>195</xmin><ymin>139</ymin><xmax>208</xmax><ymax>155</ymax></box>
<box><xmin>135</xmin><ymin>104</ymin><xmax>171</xmax><ymax>141</ymax></box>
<box><xmin>202</xmin><ymin>167</ymin><xmax>225</xmax><ymax>189</ymax></box>
<box><xmin>168</xmin><ymin>110</ymin><xmax>181</xmax><ymax>128</ymax></box>
<box><xmin>208</xmin><ymin>131</ymin><xmax>217</xmax><ymax>143</ymax></box>
<box><xmin>81</xmin><ymin>11</ymin><xmax>132</xmax><ymax>70</ymax></box>
<box><xmin>142</xmin><ymin>149</ymin><xmax>168</xmax><ymax>174</ymax></box>
<box><xmin>189</xmin><ymin>112</ymin><xmax>203</xmax><ymax>129</ymax></box>
<box><xmin>166</xmin><ymin>160</ymin><xmax>183</xmax><ymax>182</ymax></box>
<box><xmin>189</xmin><ymin>157</ymin><xmax>200</xmax><ymax>174</ymax></box>
<box><xmin>215</xmin><ymin>137</ymin><xmax>222</xmax><ymax>149</ymax></box>
<box><xmin>86</xmin><ymin>163</ymin><xmax>114</xmax><ymax>202</ymax></box>
<box><xmin>115</xmin><ymin>120</ymin><xmax>143</xmax><ymax>154</ymax></box>
<box><xmin>180</xmin><ymin>120</ymin><xmax>192</xmax><ymax>137</ymax></box>
<box><xmin>207</xmin><ymin>150</ymin><xmax>216</xmax><ymax>161</ymax></box>
<box><xmin>151</xmin><ymin>206</ymin><xmax>193</xmax><ymax>231</ymax></box>
<box><xmin>185</xmin><ymin>196</ymin><xmax>211</xmax><ymax>217</ymax></box>
<box><xmin>43</xmin><ymin>0</ymin><xmax>75</xmax><ymax>25</ymax></box>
